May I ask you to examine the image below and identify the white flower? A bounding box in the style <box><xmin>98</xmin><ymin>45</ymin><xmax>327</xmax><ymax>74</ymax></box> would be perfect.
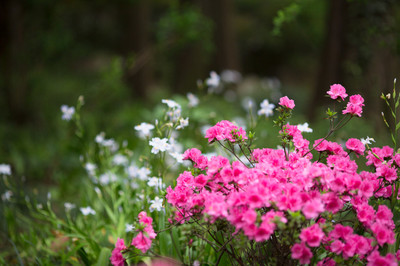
<box><xmin>167</xmin><ymin>108</ymin><xmax>181</xmax><ymax>122</ymax></box>
<box><xmin>187</xmin><ymin>93</ymin><xmax>199</xmax><ymax>107</ymax></box>
<box><xmin>94</xmin><ymin>187</ymin><xmax>101</xmax><ymax>195</ymax></box>
<box><xmin>0</xmin><ymin>164</ymin><xmax>11</xmax><ymax>175</ymax></box>
<box><xmin>149</xmin><ymin>196</ymin><xmax>164</xmax><ymax>212</ymax></box>
<box><xmin>61</xmin><ymin>105</ymin><xmax>75</xmax><ymax>121</ymax></box>
<box><xmin>80</xmin><ymin>206</ymin><xmax>96</xmax><ymax>216</ymax></box>
<box><xmin>162</xmin><ymin>99</ymin><xmax>181</xmax><ymax>109</ymax></box>
<box><xmin>221</xmin><ymin>69</ymin><xmax>242</xmax><ymax>83</ymax></box>
<box><xmin>206</xmin><ymin>71</ymin><xmax>220</xmax><ymax>88</ymax></box>
<box><xmin>176</xmin><ymin>117</ymin><xmax>189</xmax><ymax>130</ymax></box>
<box><xmin>64</xmin><ymin>202</ymin><xmax>76</xmax><ymax>211</ymax></box>
<box><xmin>241</xmin><ymin>97</ymin><xmax>255</xmax><ymax>110</ymax></box>
<box><xmin>99</xmin><ymin>172</ymin><xmax>117</xmax><ymax>185</ymax></box>
<box><xmin>127</xmin><ymin>165</ymin><xmax>138</xmax><ymax>179</ymax></box>
<box><xmin>95</xmin><ymin>132</ymin><xmax>105</xmax><ymax>144</ymax></box>
<box><xmin>85</xmin><ymin>163</ymin><xmax>97</xmax><ymax>176</ymax></box>
<box><xmin>297</xmin><ymin>122</ymin><xmax>313</xmax><ymax>133</ymax></box>
<box><xmin>112</xmin><ymin>154</ymin><xmax>128</xmax><ymax>166</ymax></box>
<box><xmin>147</xmin><ymin>177</ymin><xmax>163</xmax><ymax>189</ymax></box>
<box><xmin>134</xmin><ymin>123</ymin><xmax>154</xmax><ymax>138</ymax></box>
<box><xmin>2</xmin><ymin>190</ymin><xmax>12</xmax><ymax>201</ymax></box>
<box><xmin>361</xmin><ymin>136</ymin><xmax>375</xmax><ymax>145</ymax></box>
<box><xmin>193</xmin><ymin>261</ymin><xmax>200</xmax><ymax>266</ymax></box>
<box><xmin>136</xmin><ymin>167</ymin><xmax>151</xmax><ymax>180</ymax></box>
<box><xmin>125</xmin><ymin>223</ymin><xmax>135</xmax><ymax>232</ymax></box>
<box><xmin>169</xmin><ymin>152</ymin><xmax>184</xmax><ymax>163</ymax></box>
<box><xmin>149</xmin><ymin>137</ymin><xmax>171</xmax><ymax>154</ymax></box>
<box><xmin>257</xmin><ymin>99</ymin><xmax>275</xmax><ymax>117</ymax></box>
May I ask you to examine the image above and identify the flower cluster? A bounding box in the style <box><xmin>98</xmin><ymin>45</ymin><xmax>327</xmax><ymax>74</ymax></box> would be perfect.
<box><xmin>110</xmin><ymin>212</ymin><xmax>156</xmax><ymax>266</ymax></box>
<box><xmin>164</xmin><ymin>86</ymin><xmax>399</xmax><ymax>264</ymax></box>
<box><xmin>204</xmin><ymin>120</ymin><xmax>247</xmax><ymax>143</ymax></box>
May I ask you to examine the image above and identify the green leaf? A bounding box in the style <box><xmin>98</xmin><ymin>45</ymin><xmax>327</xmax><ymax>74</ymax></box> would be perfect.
<box><xmin>391</xmin><ymin>133</ymin><xmax>396</xmax><ymax>147</ymax></box>
<box><xmin>396</xmin><ymin>121</ymin><xmax>400</xmax><ymax>131</ymax></box>
<box><xmin>95</xmin><ymin>248</ymin><xmax>111</xmax><ymax>266</ymax></box>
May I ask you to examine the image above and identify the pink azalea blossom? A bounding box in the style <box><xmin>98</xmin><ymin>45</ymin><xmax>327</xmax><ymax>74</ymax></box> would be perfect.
<box><xmin>291</xmin><ymin>242</ymin><xmax>313</xmax><ymax>264</ymax></box>
<box><xmin>110</xmin><ymin>238</ymin><xmax>127</xmax><ymax>266</ymax></box>
<box><xmin>278</xmin><ymin>96</ymin><xmax>295</xmax><ymax>109</ymax></box>
<box><xmin>132</xmin><ymin>232</ymin><xmax>152</xmax><ymax>253</ymax></box>
<box><xmin>346</xmin><ymin>138</ymin><xmax>365</xmax><ymax>155</ymax></box>
<box><xmin>327</xmin><ymin>84</ymin><xmax>348</xmax><ymax>100</ymax></box>
<box><xmin>299</xmin><ymin>224</ymin><xmax>324</xmax><ymax>247</ymax></box>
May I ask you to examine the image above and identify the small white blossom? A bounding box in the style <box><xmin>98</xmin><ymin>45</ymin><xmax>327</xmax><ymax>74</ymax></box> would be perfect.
<box><xmin>167</xmin><ymin>108</ymin><xmax>181</xmax><ymax>122</ymax></box>
<box><xmin>95</xmin><ymin>132</ymin><xmax>105</xmax><ymax>144</ymax></box>
<box><xmin>0</xmin><ymin>164</ymin><xmax>11</xmax><ymax>175</ymax></box>
<box><xmin>241</xmin><ymin>97</ymin><xmax>255</xmax><ymax>110</ymax></box>
<box><xmin>85</xmin><ymin>163</ymin><xmax>97</xmax><ymax>176</ymax></box>
<box><xmin>94</xmin><ymin>187</ymin><xmax>101</xmax><ymax>195</ymax></box>
<box><xmin>176</xmin><ymin>117</ymin><xmax>189</xmax><ymax>130</ymax></box>
<box><xmin>99</xmin><ymin>172</ymin><xmax>117</xmax><ymax>186</ymax></box>
<box><xmin>136</xmin><ymin>167</ymin><xmax>151</xmax><ymax>181</ymax></box>
<box><xmin>125</xmin><ymin>223</ymin><xmax>135</xmax><ymax>232</ymax></box>
<box><xmin>37</xmin><ymin>204</ymin><xmax>43</xmax><ymax>209</ymax></box>
<box><xmin>187</xmin><ymin>93</ymin><xmax>199</xmax><ymax>107</ymax></box>
<box><xmin>169</xmin><ymin>152</ymin><xmax>184</xmax><ymax>163</ymax></box>
<box><xmin>2</xmin><ymin>190</ymin><xmax>13</xmax><ymax>201</ymax></box>
<box><xmin>361</xmin><ymin>136</ymin><xmax>375</xmax><ymax>145</ymax></box>
<box><xmin>297</xmin><ymin>122</ymin><xmax>313</xmax><ymax>133</ymax></box>
<box><xmin>112</xmin><ymin>154</ymin><xmax>128</xmax><ymax>166</ymax></box>
<box><xmin>149</xmin><ymin>196</ymin><xmax>164</xmax><ymax>212</ymax></box>
<box><xmin>221</xmin><ymin>69</ymin><xmax>242</xmax><ymax>83</ymax></box>
<box><xmin>61</xmin><ymin>105</ymin><xmax>75</xmax><ymax>121</ymax></box>
<box><xmin>149</xmin><ymin>137</ymin><xmax>171</xmax><ymax>154</ymax></box>
<box><xmin>206</xmin><ymin>71</ymin><xmax>220</xmax><ymax>88</ymax></box>
<box><xmin>257</xmin><ymin>99</ymin><xmax>275</xmax><ymax>117</ymax></box>
<box><xmin>134</xmin><ymin>122</ymin><xmax>155</xmax><ymax>139</ymax></box>
<box><xmin>80</xmin><ymin>206</ymin><xmax>96</xmax><ymax>216</ymax></box>
<box><xmin>47</xmin><ymin>192</ymin><xmax>51</xmax><ymax>200</ymax></box>
<box><xmin>64</xmin><ymin>202</ymin><xmax>76</xmax><ymax>211</ymax></box>
<box><xmin>162</xmin><ymin>99</ymin><xmax>181</xmax><ymax>109</ymax></box>
<box><xmin>147</xmin><ymin>177</ymin><xmax>163</xmax><ymax>189</ymax></box>
<box><xmin>193</xmin><ymin>261</ymin><xmax>200</xmax><ymax>266</ymax></box>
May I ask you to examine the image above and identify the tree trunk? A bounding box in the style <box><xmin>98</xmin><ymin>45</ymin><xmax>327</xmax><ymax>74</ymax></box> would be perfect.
<box><xmin>119</xmin><ymin>0</ymin><xmax>152</xmax><ymax>99</ymax></box>
<box><xmin>307</xmin><ymin>0</ymin><xmax>348</xmax><ymax>121</ymax></box>
<box><xmin>0</xmin><ymin>0</ymin><xmax>29</xmax><ymax>124</ymax></box>
<box><xmin>203</xmin><ymin>0</ymin><xmax>240</xmax><ymax>72</ymax></box>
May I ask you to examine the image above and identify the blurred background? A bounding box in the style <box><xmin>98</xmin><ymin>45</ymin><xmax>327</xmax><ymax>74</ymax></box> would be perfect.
<box><xmin>1</xmin><ymin>0</ymin><xmax>400</xmax><ymax>185</ymax></box>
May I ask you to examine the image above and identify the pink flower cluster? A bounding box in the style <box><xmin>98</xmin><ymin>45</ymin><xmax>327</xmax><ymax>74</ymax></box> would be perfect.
<box><xmin>132</xmin><ymin>212</ymin><xmax>157</xmax><ymax>253</ymax></box>
<box><xmin>343</xmin><ymin>94</ymin><xmax>365</xmax><ymax>117</ymax></box>
<box><xmin>327</xmin><ymin>84</ymin><xmax>365</xmax><ymax>117</ymax></box>
<box><xmin>205</xmin><ymin>120</ymin><xmax>247</xmax><ymax>143</ymax></box>
<box><xmin>110</xmin><ymin>238</ymin><xmax>127</xmax><ymax>266</ymax></box>
<box><xmin>110</xmin><ymin>212</ymin><xmax>156</xmax><ymax>266</ymax></box>
<box><xmin>279</xmin><ymin>96</ymin><xmax>295</xmax><ymax>109</ymax></box>
<box><xmin>166</xmin><ymin>118</ymin><xmax>400</xmax><ymax>265</ymax></box>
<box><xmin>327</xmin><ymin>84</ymin><xmax>348</xmax><ymax>100</ymax></box>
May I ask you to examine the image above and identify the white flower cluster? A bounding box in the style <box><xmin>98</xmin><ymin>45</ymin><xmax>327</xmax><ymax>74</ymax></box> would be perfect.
<box><xmin>0</xmin><ymin>164</ymin><xmax>11</xmax><ymax>175</ymax></box>
<box><xmin>60</xmin><ymin>105</ymin><xmax>75</xmax><ymax>121</ymax></box>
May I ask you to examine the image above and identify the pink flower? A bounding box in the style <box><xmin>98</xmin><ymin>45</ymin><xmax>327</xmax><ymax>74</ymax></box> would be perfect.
<box><xmin>110</xmin><ymin>238</ymin><xmax>126</xmax><ymax>266</ymax></box>
<box><xmin>367</xmin><ymin>250</ymin><xmax>398</xmax><ymax>266</ymax></box>
<box><xmin>205</xmin><ymin>120</ymin><xmax>247</xmax><ymax>143</ymax></box>
<box><xmin>342</xmin><ymin>94</ymin><xmax>365</xmax><ymax>117</ymax></box>
<box><xmin>371</xmin><ymin>222</ymin><xmax>395</xmax><ymax>246</ymax></box>
<box><xmin>327</xmin><ymin>84</ymin><xmax>348</xmax><ymax>100</ymax></box>
<box><xmin>302</xmin><ymin>198</ymin><xmax>325</xmax><ymax>219</ymax></box>
<box><xmin>346</xmin><ymin>138</ymin><xmax>365</xmax><ymax>155</ymax></box>
<box><xmin>299</xmin><ymin>224</ymin><xmax>324</xmax><ymax>247</ymax></box>
<box><xmin>278</xmin><ymin>96</ymin><xmax>295</xmax><ymax>109</ymax></box>
<box><xmin>132</xmin><ymin>232</ymin><xmax>152</xmax><ymax>253</ymax></box>
<box><xmin>291</xmin><ymin>242</ymin><xmax>313</xmax><ymax>264</ymax></box>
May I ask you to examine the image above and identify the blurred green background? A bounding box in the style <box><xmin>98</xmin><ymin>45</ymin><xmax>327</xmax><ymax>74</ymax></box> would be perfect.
<box><xmin>1</xmin><ymin>0</ymin><xmax>400</xmax><ymax>185</ymax></box>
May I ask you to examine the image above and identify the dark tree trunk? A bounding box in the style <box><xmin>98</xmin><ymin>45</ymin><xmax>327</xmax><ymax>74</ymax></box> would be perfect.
<box><xmin>203</xmin><ymin>0</ymin><xmax>240</xmax><ymax>72</ymax></box>
<box><xmin>307</xmin><ymin>0</ymin><xmax>348</xmax><ymax>121</ymax></box>
<box><xmin>119</xmin><ymin>0</ymin><xmax>152</xmax><ymax>99</ymax></box>
<box><xmin>0</xmin><ymin>0</ymin><xmax>29</xmax><ymax>124</ymax></box>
